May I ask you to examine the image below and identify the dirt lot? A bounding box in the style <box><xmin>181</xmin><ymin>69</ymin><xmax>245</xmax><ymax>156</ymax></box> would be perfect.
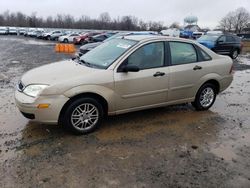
<box><xmin>0</xmin><ymin>35</ymin><xmax>250</xmax><ymax>188</ymax></box>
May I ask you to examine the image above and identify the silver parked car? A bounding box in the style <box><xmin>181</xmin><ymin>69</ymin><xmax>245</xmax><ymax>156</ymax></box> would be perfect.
<box><xmin>15</xmin><ymin>35</ymin><xmax>233</xmax><ymax>134</ymax></box>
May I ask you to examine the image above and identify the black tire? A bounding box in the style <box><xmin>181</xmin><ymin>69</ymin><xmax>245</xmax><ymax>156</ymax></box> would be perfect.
<box><xmin>192</xmin><ymin>83</ymin><xmax>217</xmax><ymax>111</ymax></box>
<box><xmin>47</xmin><ymin>36</ymin><xmax>51</xmax><ymax>40</ymax></box>
<box><xmin>61</xmin><ymin>98</ymin><xmax>104</xmax><ymax>135</ymax></box>
<box><xmin>230</xmin><ymin>49</ymin><xmax>239</xmax><ymax>59</ymax></box>
<box><xmin>64</xmin><ymin>38</ymin><xmax>69</xmax><ymax>43</ymax></box>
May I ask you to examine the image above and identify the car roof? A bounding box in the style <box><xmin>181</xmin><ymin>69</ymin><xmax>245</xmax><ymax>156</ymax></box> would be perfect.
<box><xmin>122</xmin><ymin>35</ymin><xmax>195</xmax><ymax>43</ymax></box>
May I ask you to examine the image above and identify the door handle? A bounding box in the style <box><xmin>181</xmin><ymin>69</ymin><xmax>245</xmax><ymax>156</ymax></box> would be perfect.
<box><xmin>193</xmin><ymin>65</ymin><xmax>202</xmax><ymax>70</ymax></box>
<box><xmin>153</xmin><ymin>72</ymin><xmax>165</xmax><ymax>77</ymax></box>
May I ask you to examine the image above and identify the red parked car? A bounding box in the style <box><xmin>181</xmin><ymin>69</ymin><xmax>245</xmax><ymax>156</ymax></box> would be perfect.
<box><xmin>73</xmin><ymin>32</ymin><xmax>102</xmax><ymax>45</ymax></box>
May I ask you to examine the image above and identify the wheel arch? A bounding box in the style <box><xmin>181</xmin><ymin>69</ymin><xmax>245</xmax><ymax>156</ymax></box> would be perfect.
<box><xmin>198</xmin><ymin>79</ymin><xmax>220</xmax><ymax>94</ymax></box>
<box><xmin>58</xmin><ymin>92</ymin><xmax>109</xmax><ymax>123</ymax></box>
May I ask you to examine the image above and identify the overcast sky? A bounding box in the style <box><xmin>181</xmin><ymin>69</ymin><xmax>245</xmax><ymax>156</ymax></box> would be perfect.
<box><xmin>0</xmin><ymin>0</ymin><xmax>249</xmax><ymax>29</ymax></box>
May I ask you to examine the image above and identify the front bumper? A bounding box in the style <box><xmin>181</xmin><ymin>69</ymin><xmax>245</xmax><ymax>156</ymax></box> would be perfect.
<box><xmin>15</xmin><ymin>90</ymin><xmax>69</xmax><ymax>124</ymax></box>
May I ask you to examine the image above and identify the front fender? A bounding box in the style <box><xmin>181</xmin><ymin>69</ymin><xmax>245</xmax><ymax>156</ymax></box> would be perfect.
<box><xmin>63</xmin><ymin>85</ymin><xmax>115</xmax><ymax>113</ymax></box>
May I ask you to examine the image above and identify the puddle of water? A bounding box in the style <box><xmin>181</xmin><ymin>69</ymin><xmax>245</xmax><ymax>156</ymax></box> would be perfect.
<box><xmin>209</xmin><ymin>70</ymin><xmax>250</xmax><ymax>162</ymax></box>
<box><xmin>22</xmin><ymin>40</ymin><xmax>54</xmax><ymax>46</ymax></box>
<box><xmin>0</xmin><ymin>36</ymin><xmax>54</xmax><ymax>46</ymax></box>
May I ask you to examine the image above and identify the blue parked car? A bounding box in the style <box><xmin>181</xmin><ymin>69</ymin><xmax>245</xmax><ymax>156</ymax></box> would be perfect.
<box><xmin>180</xmin><ymin>30</ymin><xmax>193</xmax><ymax>38</ymax></box>
<box><xmin>197</xmin><ymin>34</ymin><xmax>242</xmax><ymax>59</ymax></box>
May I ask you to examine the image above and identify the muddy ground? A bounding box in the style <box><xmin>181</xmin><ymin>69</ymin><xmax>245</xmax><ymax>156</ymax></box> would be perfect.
<box><xmin>0</xmin><ymin>35</ymin><xmax>250</xmax><ymax>188</ymax></box>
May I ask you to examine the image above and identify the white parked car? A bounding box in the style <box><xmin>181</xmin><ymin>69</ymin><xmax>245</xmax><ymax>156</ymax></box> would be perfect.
<box><xmin>0</xmin><ymin>27</ymin><xmax>8</xmax><ymax>35</ymax></box>
<box><xmin>8</xmin><ymin>27</ymin><xmax>18</xmax><ymax>35</ymax></box>
<box><xmin>192</xmin><ymin>31</ymin><xmax>204</xmax><ymax>39</ymax></box>
<box><xmin>18</xmin><ymin>28</ymin><xmax>27</xmax><ymax>35</ymax></box>
<box><xmin>161</xmin><ymin>28</ymin><xmax>180</xmax><ymax>37</ymax></box>
<box><xmin>58</xmin><ymin>33</ymin><xmax>80</xmax><ymax>43</ymax></box>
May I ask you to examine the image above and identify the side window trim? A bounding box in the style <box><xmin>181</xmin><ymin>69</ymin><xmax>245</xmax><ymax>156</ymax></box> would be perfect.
<box><xmin>193</xmin><ymin>44</ymin><xmax>212</xmax><ymax>62</ymax></box>
<box><xmin>167</xmin><ymin>41</ymin><xmax>199</xmax><ymax>66</ymax></box>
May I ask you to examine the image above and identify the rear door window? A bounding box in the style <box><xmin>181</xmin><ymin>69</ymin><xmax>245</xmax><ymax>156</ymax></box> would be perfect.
<box><xmin>226</xmin><ymin>36</ymin><xmax>235</xmax><ymax>43</ymax></box>
<box><xmin>218</xmin><ymin>36</ymin><xmax>226</xmax><ymax>43</ymax></box>
<box><xmin>169</xmin><ymin>42</ymin><xmax>197</xmax><ymax>65</ymax></box>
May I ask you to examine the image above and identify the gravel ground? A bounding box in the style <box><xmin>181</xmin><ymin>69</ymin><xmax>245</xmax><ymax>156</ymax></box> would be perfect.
<box><xmin>0</xmin><ymin>35</ymin><xmax>250</xmax><ymax>188</ymax></box>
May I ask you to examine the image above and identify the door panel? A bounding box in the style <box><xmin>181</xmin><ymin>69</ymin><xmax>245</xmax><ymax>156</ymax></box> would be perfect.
<box><xmin>168</xmin><ymin>41</ymin><xmax>211</xmax><ymax>102</ymax></box>
<box><xmin>114</xmin><ymin>67</ymin><xmax>169</xmax><ymax>111</ymax></box>
<box><xmin>168</xmin><ymin>61</ymin><xmax>210</xmax><ymax>101</ymax></box>
<box><xmin>114</xmin><ymin>41</ymin><xmax>169</xmax><ymax>111</ymax></box>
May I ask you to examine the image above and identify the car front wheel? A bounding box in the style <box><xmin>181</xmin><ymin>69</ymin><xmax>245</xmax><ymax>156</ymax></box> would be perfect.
<box><xmin>192</xmin><ymin>83</ymin><xmax>217</xmax><ymax>111</ymax></box>
<box><xmin>62</xmin><ymin>98</ymin><xmax>104</xmax><ymax>134</ymax></box>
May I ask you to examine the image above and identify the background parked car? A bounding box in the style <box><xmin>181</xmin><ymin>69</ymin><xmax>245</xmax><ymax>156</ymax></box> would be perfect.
<box><xmin>24</xmin><ymin>28</ymin><xmax>36</xmax><ymax>37</ymax></box>
<box><xmin>8</xmin><ymin>27</ymin><xmax>18</xmax><ymax>35</ymax></box>
<box><xmin>36</xmin><ymin>31</ymin><xmax>45</xmax><ymax>39</ymax></box>
<box><xmin>42</xmin><ymin>30</ymin><xmax>60</xmax><ymax>40</ymax></box>
<box><xmin>161</xmin><ymin>28</ymin><xmax>180</xmax><ymax>37</ymax></box>
<box><xmin>180</xmin><ymin>30</ymin><xmax>193</xmax><ymax>38</ymax></box>
<box><xmin>0</xmin><ymin>27</ymin><xmax>8</xmax><ymax>35</ymax></box>
<box><xmin>198</xmin><ymin>34</ymin><xmax>242</xmax><ymax>59</ymax></box>
<box><xmin>192</xmin><ymin>31</ymin><xmax>204</xmax><ymax>39</ymax></box>
<box><xmin>18</xmin><ymin>28</ymin><xmax>26</xmax><ymax>35</ymax></box>
<box><xmin>59</xmin><ymin>33</ymin><xmax>80</xmax><ymax>43</ymax></box>
<box><xmin>50</xmin><ymin>31</ymin><xmax>66</xmax><ymax>41</ymax></box>
<box><xmin>85</xmin><ymin>33</ymin><xmax>113</xmax><ymax>43</ymax></box>
<box><xmin>73</xmin><ymin>31</ymin><xmax>102</xmax><ymax>45</ymax></box>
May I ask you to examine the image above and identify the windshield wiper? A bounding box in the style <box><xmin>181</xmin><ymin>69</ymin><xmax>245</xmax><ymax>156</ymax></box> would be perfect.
<box><xmin>74</xmin><ymin>58</ymin><xmax>103</xmax><ymax>69</ymax></box>
<box><xmin>80</xmin><ymin>59</ymin><xmax>93</xmax><ymax>67</ymax></box>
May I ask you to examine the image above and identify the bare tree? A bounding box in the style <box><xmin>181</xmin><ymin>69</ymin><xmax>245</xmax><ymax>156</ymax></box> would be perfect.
<box><xmin>219</xmin><ymin>7</ymin><xmax>250</xmax><ymax>33</ymax></box>
<box><xmin>233</xmin><ymin>7</ymin><xmax>250</xmax><ymax>33</ymax></box>
<box><xmin>0</xmin><ymin>10</ymin><xmax>166</xmax><ymax>31</ymax></box>
<box><xmin>169</xmin><ymin>22</ymin><xmax>180</xmax><ymax>29</ymax></box>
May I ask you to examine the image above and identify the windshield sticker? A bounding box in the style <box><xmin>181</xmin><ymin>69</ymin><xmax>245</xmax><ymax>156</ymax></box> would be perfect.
<box><xmin>117</xmin><ymin>43</ymin><xmax>131</xmax><ymax>49</ymax></box>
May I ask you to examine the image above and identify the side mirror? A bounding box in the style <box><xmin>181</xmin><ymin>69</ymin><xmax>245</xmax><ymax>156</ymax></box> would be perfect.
<box><xmin>122</xmin><ymin>65</ymin><xmax>140</xmax><ymax>72</ymax></box>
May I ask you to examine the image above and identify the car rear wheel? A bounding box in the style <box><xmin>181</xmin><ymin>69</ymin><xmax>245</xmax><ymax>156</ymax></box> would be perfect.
<box><xmin>64</xmin><ymin>38</ymin><xmax>69</xmax><ymax>43</ymax></box>
<box><xmin>62</xmin><ymin>98</ymin><xmax>104</xmax><ymax>134</ymax></box>
<box><xmin>231</xmin><ymin>49</ymin><xmax>239</xmax><ymax>59</ymax></box>
<box><xmin>192</xmin><ymin>83</ymin><xmax>216</xmax><ymax>111</ymax></box>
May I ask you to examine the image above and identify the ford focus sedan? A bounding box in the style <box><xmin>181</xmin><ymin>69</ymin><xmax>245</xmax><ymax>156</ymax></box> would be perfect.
<box><xmin>15</xmin><ymin>35</ymin><xmax>233</xmax><ymax>134</ymax></box>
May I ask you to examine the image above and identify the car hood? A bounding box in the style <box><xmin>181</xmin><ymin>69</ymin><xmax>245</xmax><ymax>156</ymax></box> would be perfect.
<box><xmin>21</xmin><ymin>60</ymin><xmax>101</xmax><ymax>86</ymax></box>
<box><xmin>197</xmin><ymin>40</ymin><xmax>215</xmax><ymax>49</ymax></box>
<box><xmin>80</xmin><ymin>42</ymin><xmax>102</xmax><ymax>50</ymax></box>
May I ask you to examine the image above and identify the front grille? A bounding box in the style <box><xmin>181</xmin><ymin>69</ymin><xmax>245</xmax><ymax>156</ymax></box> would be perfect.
<box><xmin>17</xmin><ymin>81</ymin><xmax>25</xmax><ymax>91</ymax></box>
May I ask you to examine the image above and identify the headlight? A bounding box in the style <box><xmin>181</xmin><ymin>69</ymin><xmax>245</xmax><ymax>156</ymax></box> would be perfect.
<box><xmin>23</xmin><ymin>85</ymin><xmax>48</xmax><ymax>97</ymax></box>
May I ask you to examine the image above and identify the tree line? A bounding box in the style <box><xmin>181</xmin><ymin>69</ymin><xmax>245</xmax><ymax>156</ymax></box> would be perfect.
<box><xmin>0</xmin><ymin>11</ymin><xmax>166</xmax><ymax>31</ymax></box>
<box><xmin>219</xmin><ymin>7</ymin><xmax>250</xmax><ymax>33</ymax></box>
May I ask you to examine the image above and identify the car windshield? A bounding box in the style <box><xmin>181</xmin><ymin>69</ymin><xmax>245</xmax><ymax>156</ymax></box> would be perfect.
<box><xmin>80</xmin><ymin>38</ymin><xmax>137</xmax><ymax>69</ymax></box>
<box><xmin>198</xmin><ymin>35</ymin><xmax>219</xmax><ymax>42</ymax></box>
<box><xmin>104</xmin><ymin>33</ymin><xmax>128</xmax><ymax>42</ymax></box>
